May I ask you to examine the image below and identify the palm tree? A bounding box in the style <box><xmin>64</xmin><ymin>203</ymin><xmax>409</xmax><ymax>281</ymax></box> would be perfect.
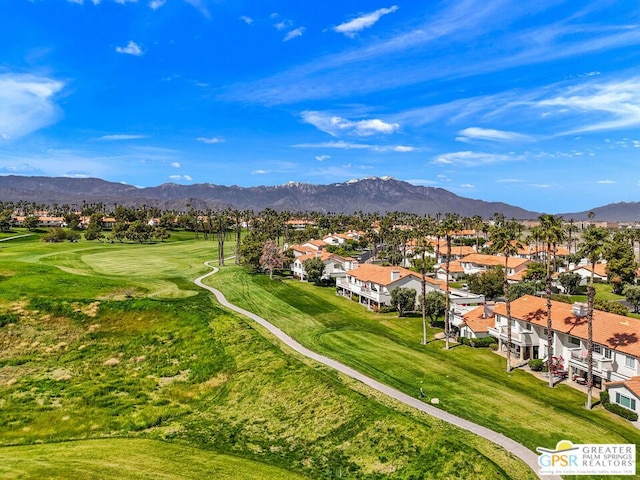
<box><xmin>537</xmin><ymin>214</ymin><xmax>566</xmax><ymax>387</ymax></box>
<box><xmin>415</xmin><ymin>216</ymin><xmax>435</xmax><ymax>345</ymax></box>
<box><xmin>489</xmin><ymin>214</ymin><xmax>523</xmax><ymax>372</ymax></box>
<box><xmin>578</xmin><ymin>225</ymin><xmax>609</xmax><ymax>409</ymax></box>
<box><xmin>441</xmin><ymin>213</ymin><xmax>461</xmax><ymax>350</ymax></box>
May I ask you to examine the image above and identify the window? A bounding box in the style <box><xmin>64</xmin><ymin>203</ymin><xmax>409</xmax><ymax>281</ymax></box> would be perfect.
<box><xmin>522</xmin><ymin>323</ymin><xmax>532</xmax><ymax>332</ymax></box>
<box><xmin>603</xmin><ymin>348</ymin><xmax>612</xmax><ymax>359</ymax></box>
<box><xmin>625</xmin><ymin>356</ymin><xmax>635</xmax><ymax>369</ymax></box>
<box><xmin>615</xmin><ymin>392</ymin><xmax>637</xmax><ymax>411</ymax></box>
<box><xmin>569</xmin><ymin>336</ymin><xmax>581</xmax><ymax>346</ymax></box>
<box><xmin>593</xmin><ymin>345</ymin><xmax>601</xmax><ymax>354</ymax></box>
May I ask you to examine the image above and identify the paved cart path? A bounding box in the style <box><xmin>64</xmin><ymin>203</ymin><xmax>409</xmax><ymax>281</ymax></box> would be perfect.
<box><xmin>195</xmin><ymin>261</ymin><xmax>560</xmax><ymax>480</ymax></box>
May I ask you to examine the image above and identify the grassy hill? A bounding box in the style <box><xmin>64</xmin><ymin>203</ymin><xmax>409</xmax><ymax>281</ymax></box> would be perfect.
<box><xmin>0</xmin><ymin>231</ymin><xmax>532</xmax><ymax>479</ymax></box>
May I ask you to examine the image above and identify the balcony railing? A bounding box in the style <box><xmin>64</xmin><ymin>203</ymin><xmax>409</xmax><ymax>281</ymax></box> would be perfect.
<box><xmin>568</xmin><ymin>348</ymin><xmax>613</xmax><ymax>373</ymax></box>
<box><xmin>487</xmin><ymin>325</ymin><xmax>533</xmax><ymax>345</ymax></box>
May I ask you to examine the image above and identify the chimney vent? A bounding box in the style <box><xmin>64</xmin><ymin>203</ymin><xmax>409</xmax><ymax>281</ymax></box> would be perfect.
<box><xmin>572</xmin><ymin>302</ymin><xmax>588</xmax><ymax>317</ymax></box>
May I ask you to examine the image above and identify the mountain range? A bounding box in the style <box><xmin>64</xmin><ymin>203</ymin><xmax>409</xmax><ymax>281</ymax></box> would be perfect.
<box><xmin>0</xmin><ymin>175</ymin><xmax>638</xmax><ymax>221</ymax></box>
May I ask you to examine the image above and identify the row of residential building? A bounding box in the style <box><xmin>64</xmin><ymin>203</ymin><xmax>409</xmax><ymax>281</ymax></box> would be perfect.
<box><xmin>287</xmin><ymin>234</ymin><xmax>640</xmax><ymax>420</ymax></box>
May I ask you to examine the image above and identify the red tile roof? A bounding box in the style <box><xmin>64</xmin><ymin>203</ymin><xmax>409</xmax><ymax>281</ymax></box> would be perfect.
<box><xmin>346</xmin><ymin>264</ymin><xmax>421</xmax><ymax>286</ymax></box>
<box><xmin>460</xmin><ymin>254</ymin><xmax>530</xmax><ymax>270</ymax></box>
<box><xmin>463</xmin><ymin>306</ymin><xmax>495</xmax><ymax>333</ymax></box>
<box><xmin>606</xmin><ymin>376</ymin><xmax>640</xmax><ymax>398</ymax></box>
<box><xmin>494</xmin><ymin>295</ymin><xmax>640</xmax><ymax>358</ymax></box>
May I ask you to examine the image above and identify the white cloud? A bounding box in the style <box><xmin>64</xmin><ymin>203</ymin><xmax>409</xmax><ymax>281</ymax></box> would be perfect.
<box><xmin>99</xmin><ymin>134</ymin><xmax>146</xmax><ymax>140</ymax></box>
<box><xmin>197</xmin><ymin>136</ymin><xmax>225</xmax><ymax>144</ymax></box>
<box><xmin>252</xmin><ymin>169</ymin><xmax>269</xmax><ymax>174</ymax></box>
<box><xmin>284</xmin><ymin>27</ymin><xmax>306</xmax><ymax>42</ymax></box>
<box><xmin>149</xmin><ymin>0</ymin><xmax>166</xmax><ymax>10</ymax></box>
<box><xmin>183</xmin><ymin>0</ymin><xmax>210</xmax><ymax>18</ymax></box>
<box><xmin>393</xmin><ymin>145</ymin><xmax>415</xmax><ymax>152</ymax></box>
<box><xmin>294</xmin><ymin>141</ymin><xmax>410</xmax><ymax>152</ymax></box>
<box><xmin>240</xmin><ymin>16</ymin><xmax>253</xmax><ymax>25</ymax></box>
<box><xmin>315</xmin><ymin>155</ymin><xmax>331</xmax><ymax>161</ymax></box>
<box><xmin>274</xmin><ymin>21</ymin><xmax>290</xmax><ymax>31</ymax></box>
<box><xmin>432</xmin><ymin>151</ymin><xmax>521</xmax><ymax>167</ymax></box>
<box><xmin>457</xmin><ymin>127</ymin><xmax>532</xmax><ymax>143</ymax></box>
<box><xmin>535</xmin><ymin>77</ymin><xmax>640</xmax><ymax>134</ymax></box>
<box><xmin>170</xmin><ymin>162</ymin><xmax>181</xmax><ymax>168</ymax></box>
<box><xmin>460</xmin><ymin>184</ymin><xmax>475</xmax><ymax>188</ymax></box>
<box><xmin>115</xmin><ymin>41</ymin><xmax>143</xmax><ymax>56</ymax></box>
<box><xmin>169</xmin><ymin>174</ymin><xmax>192</xmax><ymax>181</ymax></box>
<box><xmin>496</xmin><ymin>178</ymin><xmax>524</xmax><ymax>183</ymax></box>
<box><xmin>64</xmin><ymin>171</ymin><xmax>90</xmax><ymax>178</ymax></box>
<box><xmin>334</xmin><ymin>6</ymin><xmax>399</xmax><ymax>38</ymax></box>
<box><xmin>406</xmin><ymin>178</ymin><xmax>437</xmax><ymax>186</ymax></box>
<box><xmin>301</xmin><ymin>111</ymin><xmax>399</xmax><ymax>136</ymax></box>
<box><xmin>0</xmin><ymin>73</ymin><xmax>64</xmax><ymax>140</ymax></box>
<box><xmin>531</xmin><ymin>184</ymin><xmax>550</xmax><ymax>188</ymax></box>
<box><xmin>597</xmin><ymin>179</ymin><xmax>616</xmax><ymax>184</ymax></box>
<box><xmin>184</xmin><ymin>175</ymin><xmax>193</xmax><ymax>181</ymax></box>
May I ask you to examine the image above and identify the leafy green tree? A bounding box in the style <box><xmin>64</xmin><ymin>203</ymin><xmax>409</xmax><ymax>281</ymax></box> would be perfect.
<box><xmin>153</xmin><ymin>227</ymin><xmax>171</xmax><ymax>242</ymax></box>
<box><xmin>303</xmin><ymin>257</ymin><xmax>325</xmax><ymax>285</ymax></box>
<box><xmin>523</xmin><ymin>262</ymin><xmax>546</xmax><ymax>282</ymax></box>
<box><xmin>604</xmin><ymin>232</ymin><xmax>637</xmax><ymax>294</ymax></box>
<box><xmin>66</xmin><ymin>230</ymin><xmax>81</xmax><ymax>242</ymax></box>
<box><xmin>126</xmin><ymin>220</ymin><xmax>152</xmax><ymax>243</ymax></box>
<box><xmin>419</xmin><ymin>291</ymin><xmax>445</xmax><ymax>326</ymax></box>
<box><xmin>558</xmin><ymin>272</ymin><xmax>582</xmax><ymax>295</ymax></box>
<box><xmin>508</xmin><ymin>281</ymin><xmax>542</xmax><ymax>301</ymax></box>
<box><xmin>467</xmin><ymin>267</ymin><xmax>504</xmax><ymax>300</ymax></box>
<box><xmin>23</xmin><ymin>215</ymin><xmax>40</xmax><ymax>231</ymax></box>
<box><xmin>42</xmin><ymin>227</ymin><xmax>67</xmax><ymax>243</ymax></box>
<box><xmin>109</xmin><ymin>221</ymin><xmax>127</xmax><ymax>243</ymax></box>
<box><xmin>63</xmin><ymin>212</ymin><xmax>81</xmax><ymax>230</ymax></box>
<box><xmin>623</xmin><ymin>284</ymin><xmax>640</xmax><ymax>313</ymax></box>
<box><xmin>0</xmin><ymin>210</ymin><xmax>12</xmax><ymax>232</ymax></box>
<box><xmin>390</xmin><ymin>287</ymin><xmax>416</xmax><ymax>317</ymax></box>
<box><xmin>239</xmin><ymin>232</ymin><xmax>267</xmax><ymax>270</ymax></box>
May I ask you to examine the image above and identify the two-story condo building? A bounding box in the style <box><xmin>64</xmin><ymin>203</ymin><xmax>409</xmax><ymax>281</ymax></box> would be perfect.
<box><xmin>291</xmin><ymin>251</ymin><xmax>358</xmax><ymax>282</ymax></box>
<box><xmin>490</xmin><ymin>295</ymin><xmax>640</xmax><ymax>393</ymax></box>
<box><xmin>458</xmin><ymin>254</ymin><xmax>530</xmax><ymax>281</ymax></box>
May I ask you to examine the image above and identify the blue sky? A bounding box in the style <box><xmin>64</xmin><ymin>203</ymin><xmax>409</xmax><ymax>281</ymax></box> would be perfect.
<box><xmin>1</xmin><ymin>0</ymin><xmax>639</xmax><ymax>213</ymax></box>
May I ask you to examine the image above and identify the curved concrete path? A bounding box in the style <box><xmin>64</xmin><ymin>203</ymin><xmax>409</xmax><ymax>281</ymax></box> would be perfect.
<box><xmin>0</xmin><ymin>233</ymin><xmax>33</xmax><ymax>242</ymax></box>
<box><xmin>195</xmin><ymin>262</ymin><xmax>559</xmax><ymax>480</ymax></box>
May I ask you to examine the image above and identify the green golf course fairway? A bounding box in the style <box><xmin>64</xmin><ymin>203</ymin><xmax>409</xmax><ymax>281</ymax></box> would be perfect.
<box><xmin>0</xmin><ymin>231</ymin><xmax>535</xmax><ymax>479</ymax></box>
<box><xmin>0</xmin><ymin>438</ymin><xmax>306</xmax><ymax>479</ymax></box>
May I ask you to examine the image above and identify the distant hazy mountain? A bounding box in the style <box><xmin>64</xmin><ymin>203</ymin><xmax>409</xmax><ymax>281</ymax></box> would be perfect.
<box><xmin>0</xmin><ymin>175</ymin><xmax>541</xmax><ymax>218</ymax></box>
<box><xmin>559</xmin><ymin>202</ymin><xmax>640</xmax><ymax>222</ymax></box>
<box><xmin>0</xmin><ymin>174</ymin><xmax>553</xmax><ymax>219</ymax></box>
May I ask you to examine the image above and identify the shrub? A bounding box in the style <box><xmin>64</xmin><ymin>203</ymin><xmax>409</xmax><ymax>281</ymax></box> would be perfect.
<box><xmin>489</xmin><ymin>343</ymin><xmax>498</xmax><ymax>351</ymax></box>
<box><xmin>600</xmin><ymin>389</ymin><xmax>638</xmax><ymax>421</ymax></box>
<box><xmin>458</xmin><ymin>336</ymin><xmax>496</xmax><ymax>348</ymax></box>
<box><xmin>529</xmin><ymin>359</ymin><xmax>544</xmax><ymax>371</ymax></box>
<box><xmin>603</xmin><ymin>402</ymin><xmax>639</xmax><ymax>421</ymax></box>
<box><xmin>0</xmin><ymin>313</ymin><xmax>19</xmax><ymax>327</ymax></box>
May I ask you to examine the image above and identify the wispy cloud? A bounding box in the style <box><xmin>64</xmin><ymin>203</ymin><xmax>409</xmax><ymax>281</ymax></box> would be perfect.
<box><xmin>251</xmin><ymin>169</ymin><xmax>269</xmax><ymax>174</ymax></box>
<box><xmin>170</xmin><ymin>162</ymin><xmax>181</xmax><ymax>168</ymax></box>
<box><xmin>301</xmin><ymin>111</ymin><xmax>399</xmax><ymax>136</ymax></box>
<box><xmin>240</xmin><ymin>15</ymin><xmax>253</xmax><ymax>25</ymax></box>
<box><xmin>334</xmin><ymin>5</ymin><xmax>399</xmax><ymax>38</ymax></box>
<box><xmin>169</xmin><ymin>174</ymin><xmax>193</xmax><ymax>181</ymax></box>
<box><xmin>0</xmin><ymin>73</ymin><xmax>64</xmax><ymax>141</ymax></box>
<box><xmin>460</xmin><ymin>183</ymin><xmax>475</xmax><ymax>188</ymax></box>
<box><xmin>534</xmin><ymin>77</ymin><xmax>640</xmax><ymax>134</ymax></box>
<box><xmin>115</xmin><ymin>41</ymin><xmax>143</xmax><ymax>56</ymax></box>
<box><xmin>99</xmin><ymin>134</ymin><xmax>146</xmax><ymax>141</ymax></box>
<box><xmin>393</xmin><ymin>145</ymin><xmax>415</xmax><ymax>152</ymax></box>
<box><xmin>197</xmin><ymin>136</ymin><xmax>225</xmax><ymax>144</ymax></box>
<box><xmin>149</xmin><ymin>0</ymin><xmax>166</xmax><ymax>10</ymax></box>
<box><xmin>597</xmin><ymin>179</ymin><xmax>616</xmax><ymax>184</ymax></box>
<box><xmin>315</xmin><ymin>155</ymin><xmax>331</xmax><ymax>161</ymax></box>
<box><xmin>456</xmin><ymin>127</ymin><xmax>532</xmax><ymax>142</ymax></box>
<box><xmin>284</xmin><ymin>27</ymin><xmax>306</xmax><ymax>42</ymax></box>
<box><xmin>183</xmin><ymin>0</ymin><xmax>210</xmax><ymax>19</ymax></box>
<box><xmin>294</xmin><ymin>141</ymin><xmax>411</xmax><ymax>152</ymax></box>
<box><xmin>432</xmin><ymin>151</ymin><xmax>522</xmax><ymax>166</ymax></box>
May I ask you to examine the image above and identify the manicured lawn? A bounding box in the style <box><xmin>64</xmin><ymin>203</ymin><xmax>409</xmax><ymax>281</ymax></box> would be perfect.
<box><xmin>205</xmin><ymin>267</ymin><xmax>640</xmax><ymax>479</ymax></box>
<box><xmin>0</xmin><ymin>439</ymin><xmax>305</xmax><ymax>480</ymax></box>
<box><xmin>0</xmin><ymin>235</ymin><xmax>533</xmax><ymax>479</ymax></box>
